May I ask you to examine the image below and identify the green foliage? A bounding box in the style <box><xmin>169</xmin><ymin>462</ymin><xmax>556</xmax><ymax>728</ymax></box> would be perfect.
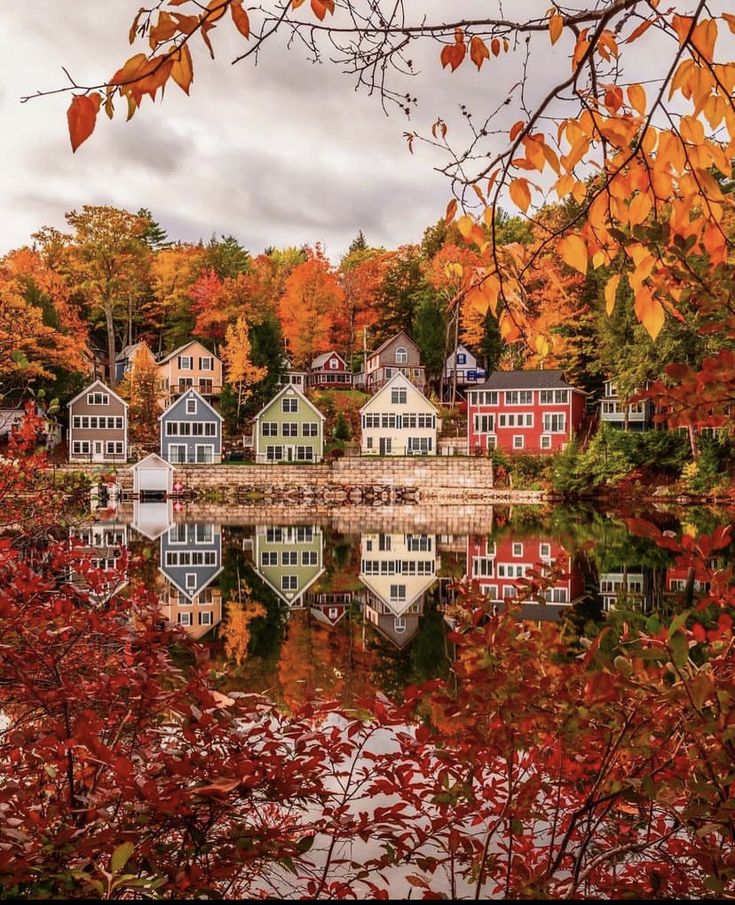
<box><xmin>413</xmin><ymin>294</ymin><xmax>446</xmax><ymax>378</ymax></box>
<box><xmin>333</xmin><ymin>412</ymin><xmax>351</xmax><ymax>441</ymax></box>
<box><xmin>248</xmin><ymin>315</ymin><xmax>286</xmax><ymax>413</ymax></box>
<box><xmin>202</xmin><ymin>234</ymin><xmax>251</xmax><ymax>279</ymax></box>
<box><xmin>681</xmin><ymin>435</ymin><xmax>732</xmax><ymax>495</ymax></box>
<box><xmin>137</xmin><ymin>208</ymin><xmax>171</xmax><ymax>250</ymax></box>
<box><xmin>481</xmin><ymin>311</ymin><xmax>504</xmax><ymax>373</ymax></box>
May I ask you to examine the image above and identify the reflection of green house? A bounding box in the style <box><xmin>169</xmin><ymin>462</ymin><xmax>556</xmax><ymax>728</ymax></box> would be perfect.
<box><xmin>253</xmin><ymin>526</ymin><xmax>325</xmax><ymax>607</ymax></box>
<box><xmin>252</xmin><ymin>385</ymin><xmax>325</xmax><ymax>463</ymax></box>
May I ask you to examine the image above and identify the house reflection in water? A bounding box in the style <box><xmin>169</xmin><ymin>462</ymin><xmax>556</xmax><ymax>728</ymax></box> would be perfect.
<box><xmin>158</xmin><ymin>522</ymin><xmax>223</xmax><ymax>638</ymax></box>
<box><xmin>360</xmin><ymin>532</ymin><xmax>440</xmax><ymax>648</ymax></box>
<box><xmin>252</xmin><ymin>526</ymin><xmax>325</xmax><ymax>607</ymax></box>
<box><xmin>466</xmin><ymin>534</ymin><xmax>584</xmax><ymax>621</ymax></box>
<box><xmin>306</xmin><ymin>591</ymin><xmax>352</xmax><ymax>628</ymax></box>
<box><xmin>69</xmin><ymin>520</ymin><xmax>129</xmax><ymax>604</ymax></box>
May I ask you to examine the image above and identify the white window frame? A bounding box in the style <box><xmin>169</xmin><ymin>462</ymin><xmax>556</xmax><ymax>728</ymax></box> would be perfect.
<box><xmin>186</xmin><ymin>398</ymin><xmax>197</xmax><ymax>415</ymax></box>
<box><xmin>395</xmin><ymin>347</ymin><xmax>408</xmax><ymax>364</ymax></box>
<box><xmin>513</xmin><ymin>435</ymin><xmax>524</xmax><ymax>449</ymax></box>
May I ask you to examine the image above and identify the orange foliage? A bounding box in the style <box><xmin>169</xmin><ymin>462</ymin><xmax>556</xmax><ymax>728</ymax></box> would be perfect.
<box><xmin>278</xmin><ymin>250</ymin><xmax>344</xmax><ymax>366</ymax></box>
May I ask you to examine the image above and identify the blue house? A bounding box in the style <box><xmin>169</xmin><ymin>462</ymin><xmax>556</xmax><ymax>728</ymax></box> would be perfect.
<box><xmin>159</xmin><ymin>388</ymin><xmax>223</xmax><ymax>465</ymax></box>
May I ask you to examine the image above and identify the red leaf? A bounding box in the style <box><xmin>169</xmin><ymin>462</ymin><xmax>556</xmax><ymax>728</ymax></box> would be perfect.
<box><xmin>67</xmin><ymin>94</ymin><xmax>101</xmax><ymax>152</ymax></box>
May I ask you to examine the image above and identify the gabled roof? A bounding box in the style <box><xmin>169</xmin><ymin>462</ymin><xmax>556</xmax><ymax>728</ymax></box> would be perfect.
<box><xmin>368</xmin><ymin>330</ymin><xmax>419</xmax><ymax>360</ymax></box>
<box><xmin>157</xmin><ymin>340</ymin><xmax>218</xmax><ymax>366</ymax></box>
<box><xmin>310</xmin><ymin>351</ymin><xmax>347</xmax><ymax>369</ymax></box>
<box><xmin>253</xmin><ymin>383</ymin><xmax>326</xmax><ymax>422</ymax></box>
<box><xmin>68</xmin><ymin>379</ymin><xmax>128</xmax><ymax>409</ymax></box>
<box><xmin>360</xmin><ymin>371</ymin><xmax>438</xmax><ymax>414</ymax></box>
<box><xmin>471</xmin><ymin>369</ymin><xmax>584</xmax><ymax>392</ymax></box>
<box><xmin>116</xmin><ymin>341</ymin><xmax>150</xmax><ymax>362</ymax></box>
<box><xmin>132</xmin><ymin>452</ymin><xmax>175</xmax><ymax>471</ymax></box>
<box><xmin>159</xmin><ymin>388</ymin><xmax>223</xmax><ymax>422</ymax></box>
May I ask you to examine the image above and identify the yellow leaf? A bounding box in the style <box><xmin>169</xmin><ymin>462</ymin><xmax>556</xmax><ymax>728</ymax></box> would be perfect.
<box><xmin>457</xmin><ymin>215</ymin><xmax>474</xmax><ymax>240</ymax></box>
<box><xmin>605</xmin><ymin>274</ymin><xmax>621</xmax><ymax>315</ymax></box>
<box><xmin>509</xmin><ymin>178</ymin><xmax>531</xmax><ymax>212</ymax></box>
<box><xmin>629</xmin><ymin>192</ymin><xmax>653</xmax><ymax>226</ymax></box>
<box><xmin>535</xmin><ymin>335</ymin><xmax>551</xmax><ymax>358</ymax></box>
<box><xmin>549</xmin><ymin>13</ymin><xmax>564</xmax><ymax>45</ymax></box>
<box><xmin>558</xmin><ymin>234</ymin><xmax>588</xmax><ymax>275</ymax></box>
<box><xmin>628</xmin><ymin>83</ymin><xmax>647</xmax><ymax>115</ymax></box>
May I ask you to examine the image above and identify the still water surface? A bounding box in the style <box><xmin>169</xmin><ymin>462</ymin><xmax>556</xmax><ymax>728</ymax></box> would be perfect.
<box><xmin>70</xmin><ymin>500</ymin><xmax>729</xmax><ymax>706</ymax></box>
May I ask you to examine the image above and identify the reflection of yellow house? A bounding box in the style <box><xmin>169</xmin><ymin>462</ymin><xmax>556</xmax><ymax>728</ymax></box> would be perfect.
<box><xmin>252</xmin><ymin>526</ymin><xmax>324</xmax><ymax>607</ymax></box>
<box><xmin>359</xmin><ymin>532</ymin><xmax>440</xmax><ymax>616</ymax></box>
<box><xmin>159</xmin><ymin>583</ymin><xmax>223</xmax><ymax>640</ymax></box>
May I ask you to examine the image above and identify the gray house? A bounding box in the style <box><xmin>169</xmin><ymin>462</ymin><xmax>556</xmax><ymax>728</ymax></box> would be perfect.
<box><xmin>159</xmin><ymin>521</ymin><xmax>223</xmax><ymax>602</ymax></box>
<box><xmin>159</xmin><ymin>388</ymin><xmax>223</xmax><ymax>465</ymax></box>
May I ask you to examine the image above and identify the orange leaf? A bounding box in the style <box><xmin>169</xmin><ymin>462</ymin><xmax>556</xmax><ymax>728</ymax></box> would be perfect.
<box><xmin>626</xmin><ymin>19</ymin><xmax>652</xmax><ymax>43</ymax></box>
<box><xmin>549</xmin><ymin>13</ymin><xmax>564</xmax><ymax>45</ymax></box>
<box><xmin>558</xmin><ymin>234</ymin><xmax>588</xmax><ymax>275</ymax></box>
<box><xmin>441</xmin><ymin>42</ymin><xmax>466</xmax><ymax>72</ymax></box>
<box><xmin>634</xmin><ymin>286</ymin><xmax>665</xmax><ymax>340</ymax></box>
<box><xmin>110</xmin><ymin>53</ymin><xmax>147</xmax><ymax>88</ymax></box>
<box><xmin>311</xmin><ymin>0</ymin><xmax>335</xmax><ymax>21</ymax></box>
<box><xmin>604</xmin><ymin>274</ymin><xmax>621</xmax><ymax>315</ymax></box>
<box><xmin>231</xmin><ymin>0</ymin><xmax>251</xmax><ymax>38</ymax></box>
<box><xmin>67</xmin><ymin>93</ymin><xmax>101</xmax><ymax>152</ymax></box>
<box><xmin>499</xmin><ymin>312</ymin><xmax>521</xmax><ymax>342</ymax></box>
<box><xmin>171</xmin><ymin>44</ymin><xmax>194</xmax><ymax>94</ymax></box>
<box><xmin>469</xmin><ymin>36</ymin><xmax>490</xmax><ymax>70</ymax></box>
<box><xmin>491</xmin><ymin>38</ymin><xmax>501</xmax><ymax>56</ymax></box>
<box><xmin>205</xmin><ymin>0</ymin><xmax>228</xmax><ymax>23</ymax></box>
<box><xmin>627</xmin><ymin>83</ymin><xmax>647</xmax><ymax>115</ymax></box>
<box><xmin>510</xmin><ymin>120</ymin><xmax>525</xmax><ymax>142</ymax></box>
<box><xmin>445</xmin><ymin>198</ymin><xmax>458</xmax><ymax>223</ymax></box>
<box><xmin>509</xmin><ymin>178</ymin><xmax>531</xmax><ymax>212</ymax></box>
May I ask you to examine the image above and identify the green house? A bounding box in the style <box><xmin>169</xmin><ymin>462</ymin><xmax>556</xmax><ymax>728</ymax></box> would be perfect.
<box><xmin>253</xmin><ymin>525</ymin><xmax>325</xmax><ymax>606</ymax></box>
<box><xmin>253</xmin><ymin>385</ymin><xmax>325</xmax><ymax>463</ymax></box>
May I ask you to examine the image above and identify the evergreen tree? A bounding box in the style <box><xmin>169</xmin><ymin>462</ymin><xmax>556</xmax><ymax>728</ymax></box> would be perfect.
<box><xmin>413</xmin><ymin>294</ymin><xmax>446</xmax><ymax>382</ymax></box>
<box><xmin>347</xmin><ymin>230</ymin><xmax>367</xmax><ymax>254</ymax></box>
<box><xmin>202</xmin><ymin>235</ymin><xmax>251</xmax><ymax>279</ymax></box>
<box><xmin>481</xmin><ymin>311</ymin><xmax>504</xmax><ymax>374</ymax></box>
<box><xmin>137</xmin><ymin>208</ymin><xmax>171</xmax><ymax>250</ymax></box>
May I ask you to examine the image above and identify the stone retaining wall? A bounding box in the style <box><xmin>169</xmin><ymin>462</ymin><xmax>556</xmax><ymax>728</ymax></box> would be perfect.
<box><xmin>60</xmin><ymin>457</ymin><xmax>499</xmax><ymax>504</ymax></box>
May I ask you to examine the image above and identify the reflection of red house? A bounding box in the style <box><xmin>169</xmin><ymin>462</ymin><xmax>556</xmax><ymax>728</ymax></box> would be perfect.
<box><xmin>466</xmin><ymin>535</ymin><xmax>584</xmax><ymax>614</ymax></box>
<box><xmin>665</xmin><ymin>563</ymin><xmax>711</xmax><ymax>596</ymax></box>
<box><xmin>307</xmin><ymin>352</ymin><xmax>353</xmax><ymax>389</ymax></box>
<box><xmin>467</xmin><ymin>370</ymin><xmax>586</xmax><ymax>454</ymax></box>
<box><xmin>307</xmin><ymin>592</ymin><xmax>352</xmax><ymax>627</ymax></box>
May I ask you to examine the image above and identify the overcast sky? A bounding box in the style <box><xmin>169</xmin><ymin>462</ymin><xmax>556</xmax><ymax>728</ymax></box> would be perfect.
<box><xmin>1</xmin><ymin>2</ymin><xmax>714</xmax><ymax>259</ymax></box>
<box><xmin>1</xmin><ymin>2</ymin><xmax>481</xmax><ymax>258</ymax></box>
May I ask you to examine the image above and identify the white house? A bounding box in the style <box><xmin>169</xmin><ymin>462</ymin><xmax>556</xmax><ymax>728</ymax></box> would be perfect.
<box><xmin>600</xmin><ymin>379</ymin><xmax>653</xmax><ymax>431</ymax></box>
<box><xmin>360</xmin><ymin>372</ymin><xmax>439</xmax><ymax>456</ymax></box>
<box><xmin>444</xmin><ymin>344</ymin><xmax>486</xmax><ymax>386</ymax></box>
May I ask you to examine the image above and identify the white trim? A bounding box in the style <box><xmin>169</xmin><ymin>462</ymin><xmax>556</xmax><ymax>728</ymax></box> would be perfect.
<box><xmin>158</xmin><ymin>388</ymin><xmax>223</xmax><ymax>422</ymax></box>
<box><xmin>68</xmin><ymin>379</ymin><xmax>128</xmax><ymax>410</ymax></box>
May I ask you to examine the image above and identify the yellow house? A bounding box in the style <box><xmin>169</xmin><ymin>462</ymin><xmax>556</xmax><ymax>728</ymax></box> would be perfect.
<box><xmin>360</xmin><ymin>372</ymin><xmax>439</xmax><ymax>456</ymax></box>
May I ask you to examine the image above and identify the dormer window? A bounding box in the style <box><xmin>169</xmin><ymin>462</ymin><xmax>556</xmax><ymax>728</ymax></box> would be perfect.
<box><xmin>396</xmin><ymin>347</ymin><xmax>408</xmax><ymax>364</ymax></box>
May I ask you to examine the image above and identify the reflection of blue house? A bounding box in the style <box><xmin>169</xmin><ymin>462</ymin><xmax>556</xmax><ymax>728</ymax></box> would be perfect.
<box><xmin>159</xmin><ymin>522</ymin><xmax>222</xmax><ymax>601</ymax></box>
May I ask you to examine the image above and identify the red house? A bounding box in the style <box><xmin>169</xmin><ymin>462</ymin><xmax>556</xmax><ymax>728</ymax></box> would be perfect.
<box><xmin>307</xmin><ymin>351</ymin><xmax>353</xmax><ymax>389</ymax></box>
<box><xmin>467</xmin><ymin>370</ymin><xmax>586</xmax><ymax>454</ymax></box>
<box><xmin>467</xmin><ymin>534</ymin><xmax>584</xmax><ymax>620</ymax></box>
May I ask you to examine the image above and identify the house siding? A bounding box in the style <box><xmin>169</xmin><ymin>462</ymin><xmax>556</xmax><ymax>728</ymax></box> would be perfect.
<box><xmin>467</xmin><ymin>380</ymin><xmax>585</xmax><ymax>454</ymax></box>
<box><xmin>365</xmin><ymin>332</ymin><xmax>426</xmax><ymax>392</ymax></box>
<box><xmin>254</xmin><ymin>386</ymin><xmax>325</xmax><ymax>463</ymax></box>
<box><xmin>68</xmin><ymin>380</ymin><xmax>128</xmax><ymax>463</ymax></box>
<box><xmin>307</xmin><ymin>352</ymin><xmax>353</xmax><ymax>388</ymax></box>
<box><xmin>160</xmin><ymin>389</ymin><xmax>222</xmax><ymax>464</ymax></box>
<box><xmin>360</xmin><ymin>373</ymin><xmax>438</xmax><ymax>456</ymax></box>
<box><xmin>158</xmin><ymin>341</ymin><xmax>223</xmax><ymax>404</ymax></box>
<box><xmin>253</xmin><ymin>525</ymin><xmax>324</xmax><ymax>605</ymax></box>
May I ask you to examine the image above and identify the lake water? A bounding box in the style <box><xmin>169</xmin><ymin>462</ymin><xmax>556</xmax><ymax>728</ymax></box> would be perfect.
<box><xmin>69</xmin><ymin>500</ymin><xmax>729</xmax><ymax>707</ymax></box>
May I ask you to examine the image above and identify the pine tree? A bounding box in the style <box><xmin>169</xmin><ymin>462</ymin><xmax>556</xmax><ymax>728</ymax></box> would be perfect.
<box><xmin>137</xmin><ymin>208</ymin><xmax>171</xmax><ymax>250</ymax></box>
